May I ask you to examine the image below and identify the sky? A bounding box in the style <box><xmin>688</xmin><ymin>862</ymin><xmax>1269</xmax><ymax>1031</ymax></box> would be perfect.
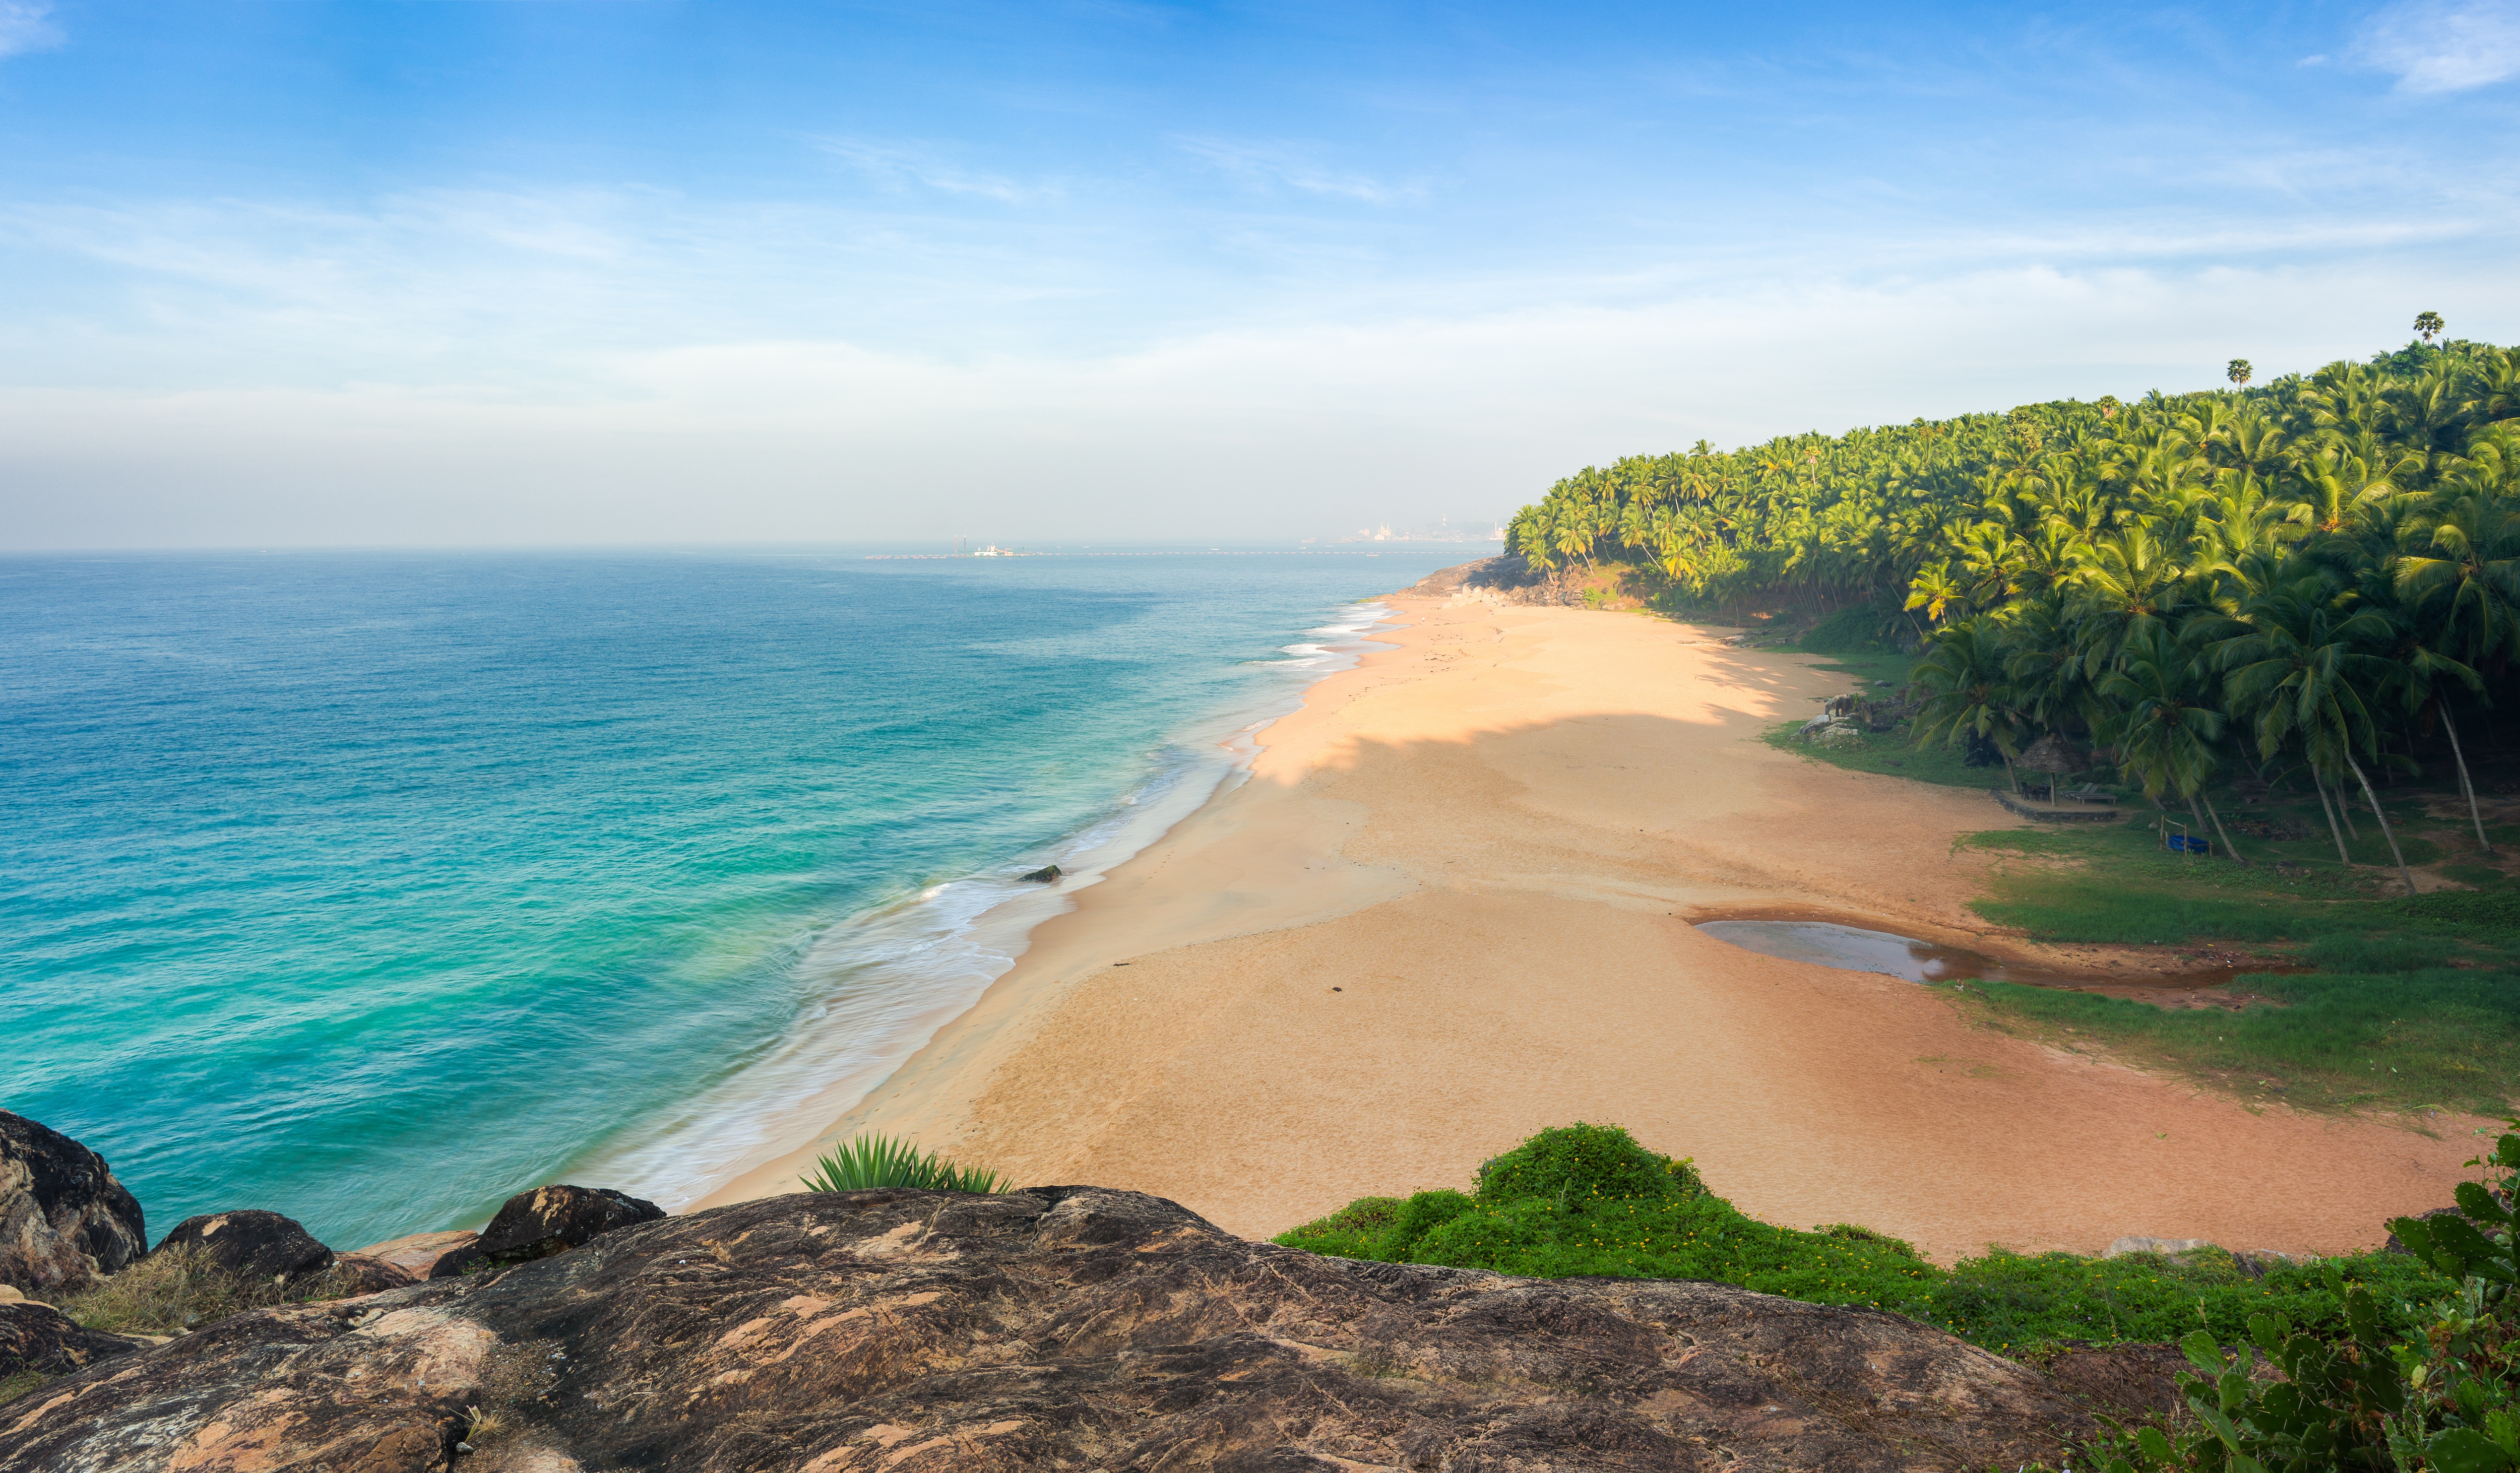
<box><xmin>0</xmin><ymin>1</ymin><xmax>2515</xmax><ymax>549</ymax></box>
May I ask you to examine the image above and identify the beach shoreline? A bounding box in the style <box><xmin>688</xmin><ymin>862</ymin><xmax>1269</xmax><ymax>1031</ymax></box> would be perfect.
<box><xmin>698</xmin><ymin>582</ymin><xmax>2486</xmax><ymax>1264</ymax></box>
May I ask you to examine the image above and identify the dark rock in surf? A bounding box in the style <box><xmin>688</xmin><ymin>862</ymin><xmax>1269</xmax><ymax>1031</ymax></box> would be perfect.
<box><xmin>0</xmin><ymin>1301</ymin><xmax>147</xmax><ymax>1381</ymax></box>
<box><xmin>434</xmin><ymin>1185</ymin><xmax>664</xmax><ymax>1275</ymax></box>
<box><xmin>8</xmin><ymin>1185</ymin><xmax>2104</xmax><ymax>1471</ymax></box>
<box><xmin>154</xmin><ymin>1209</ymin><xmax>333</xmax><ymax>1284</ymax></box>
<box><xmin>0</xmin><ymin>1112</ymin><xmax>147</xmax><ymax>1294</ymax></box>
<box><xmin>1019</xmin><ymin>864</ymin><xmax>1063</xmax><ymax>883</ymax></box>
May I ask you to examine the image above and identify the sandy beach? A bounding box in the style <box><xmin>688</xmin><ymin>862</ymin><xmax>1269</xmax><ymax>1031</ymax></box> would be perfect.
<box><xmin>701</xmin><ymin>588</ymin><xmax>2486</xmax><ymax>1264</ymax></box>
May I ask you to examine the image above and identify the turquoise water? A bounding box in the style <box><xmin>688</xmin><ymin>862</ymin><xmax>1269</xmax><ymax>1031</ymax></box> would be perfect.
<box><xmin>0</xmin><ymin>548</ymin><xmax>1467</xmax><ymax>1248</ymax></box>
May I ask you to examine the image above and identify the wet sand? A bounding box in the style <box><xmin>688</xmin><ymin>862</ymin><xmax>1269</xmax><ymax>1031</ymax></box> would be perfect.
<box><xmin>700</xmin><ymin>593</ymin><xmax>2484</xmax><ymax>1263</ymax></box>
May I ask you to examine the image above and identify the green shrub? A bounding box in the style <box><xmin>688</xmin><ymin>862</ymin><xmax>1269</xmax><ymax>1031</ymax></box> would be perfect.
<box><xmin>801</xmin><ymin>1133</ymin><xmax>1005</xmax><ymax>1194</ymax></box>
<box><xmin>1275</xmin><ymin>1125</ymin><xmax>2445</xmax><ymax>1356</ymax></box>
<box><xmin>2092</xmin><ymin>1125</ymin><xmax>2520</xmax><ymax>1473</ymax></box>
<box><xmin>1475</xmin><ymin>1122</ymin><xmax>1702</xmax><ymax>1205</ymax></box>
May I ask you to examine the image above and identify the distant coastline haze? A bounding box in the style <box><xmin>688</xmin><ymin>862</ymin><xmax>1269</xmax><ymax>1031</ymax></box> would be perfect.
<box><xmin>0</xmin><ymin>0</ymin><xmax>2514</xmax><ymax>548</ymax></box>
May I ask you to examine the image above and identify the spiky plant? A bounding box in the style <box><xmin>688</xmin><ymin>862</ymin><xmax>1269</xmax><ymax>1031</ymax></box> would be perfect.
<box><xmin>801</xmin><ymin>1133</ymin><xmax>1005</xmax><ymax>1195</ymax></box>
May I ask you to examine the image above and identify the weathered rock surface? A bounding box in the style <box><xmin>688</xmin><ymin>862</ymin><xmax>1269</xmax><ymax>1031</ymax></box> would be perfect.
<box><xmin>0</xmin><ymin>1302</ymin><xmax>146</xmax><ymax>1380</ymax></box>
<box><xmin>0</xmin><ymin>1113</ymin><xmax>146</xmax><ymax>1295</ymax></box>
<box><xmin>433</xmin><ymin>1184</ymin><xmax>666</xmax><ymax>1276</ymax></box>
<box><xmin>154</xmin><ymin>1208</ymin><xmax>333</xmax><ymax>1284</ymax></box>
<box><xmin>355</xmin><ymin>1230</ymin><xmax>481</xmax><ymax>1280</ymax></box>
<box><xmin>2</xmin><ymin>1185</ymin><xmax>2102</xmax><ymax>1472</ymax></box>
<box><xmin>328</xmin><ymin>1252</ymin><xmax>422</xmax><ymax>1296</ymax></box>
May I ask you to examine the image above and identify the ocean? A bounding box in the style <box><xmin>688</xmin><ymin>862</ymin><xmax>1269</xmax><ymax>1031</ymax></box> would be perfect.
<box><xmin>0</xmin><ymin>547</ymin><xmax>1471</xmax><ymax>1249</ymax></box>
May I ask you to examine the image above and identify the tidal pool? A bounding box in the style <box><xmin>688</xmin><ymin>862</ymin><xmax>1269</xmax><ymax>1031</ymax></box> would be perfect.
<box><xmin>1692</xmin><ymin>918</ymin><xmax>2286</xmax><ymax>993</ymax></box>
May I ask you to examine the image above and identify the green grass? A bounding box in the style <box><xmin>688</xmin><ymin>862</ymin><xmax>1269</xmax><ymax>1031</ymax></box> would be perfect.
<box><xmin>1760</xmin><ymin>719</ymin><xmax>1996</xmax><ymax>789</ymax></box>
<box><xmin>1946</xmin><ymin>806</ymin><xmax>2520</xmax><ymax>1113</ymax></box>
<box><xmin>0</xmin><ymin>1369</ymin><xmax>45</xmax><ymax>1405</ymax></box>
<box><xmin>800</xmin><ymin>1133</ymin><xmax>1006</xmax><ymax>1194</ymax></box>
<box><xmin>1277</xmin><ymin>1125</ymin><xmax>2450</xmax><ymax>1356</ymax></box>
<box><xmin>1955</xmin><ymin>970</ymin><xmax>2520</xmax><ymax>1114</ymax></box>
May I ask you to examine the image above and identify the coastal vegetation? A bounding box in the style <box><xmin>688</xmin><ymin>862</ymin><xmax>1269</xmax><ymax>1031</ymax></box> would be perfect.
<box><xmin>1286</xmin><ymin>1123</ymin><xmax>2520</xmax><ymax>1470</ymax></box>
<box><xmin>801</xmin><ymin>1133</ymin><xmax>1005</xmax><ymax>1194</ymax></box>
<box><xmin>1507</xmin><ymin>325</ymin><xmax>2520</xmax><ymax>880</ymax></box>
<box><xmin>1276</xmin><ymin>1124</ymin><xmax>2447</xmax><ymax>1355</ymax></box>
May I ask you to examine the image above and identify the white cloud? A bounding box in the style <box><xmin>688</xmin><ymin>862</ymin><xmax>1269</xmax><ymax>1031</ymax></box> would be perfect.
<box><xmin>2356</xmin><ymin>0</ymin><xmax>2520</xmax><ymax>92</ymax></box>
<box><xmin>810</xmin><ymin>137</ymin><xmax>1053</xmax><ymax>204</ymax></box>
<box><xmin>0</xmin><ymin>1</ymin><xmax>61</xmax><ymax>59</ymax></box>
<box><xmin>4</xmin><ymin>255</ymin><xmax>2513</xmax><ymax>550</ymax></box>
<box><xmin>1170</xmin><ymin>137</ymin><xmax>1420</xmax><ymax>205</ymax></box>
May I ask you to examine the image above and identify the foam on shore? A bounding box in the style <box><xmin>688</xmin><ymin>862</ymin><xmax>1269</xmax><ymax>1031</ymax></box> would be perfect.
<box><xmin>567</xmin><ymin>601</ymin><xmax>1401</xmax><ymax>1212</ymax></box>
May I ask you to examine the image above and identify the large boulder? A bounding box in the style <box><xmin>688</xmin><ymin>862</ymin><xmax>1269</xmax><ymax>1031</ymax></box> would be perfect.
<box><xmin>152</xmin><ymin>1209</ymin><xmax>332</xmax><ymax>1284</ymax></box>
<box><xmin>0</xmin><ymin>1113</ymin><xmax>146</xmax><ymax>1294</ymax></box>
<box><xmin>0</xmin><ymin>1185</ymin><xmax>2101</xmax><ymax>1471</ymax></box>
<box><xmin>0</xmin><ymin>1301</ymin><xmax>147</xmax><ymax>1382</ymax></box>
<box><xmin>432</xmin><ymin>1184</ymin><xmax>663</xmax><ymax>1276</ymax></box>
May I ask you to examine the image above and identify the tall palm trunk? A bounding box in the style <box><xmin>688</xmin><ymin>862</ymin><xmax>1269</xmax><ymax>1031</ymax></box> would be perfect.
<box><xmin>2314</xmin><ymin>777</ymin><xmax>2353</xmax><ymax>864</ymax></box>
<box><xmin>2345</xmin><ymin>752</ymin><xmax>2419</xmax><ymax>896</ymax></box>
<box><xmin>2442</xmin><ymin>706</ymin><xmax>2493</xmax><ymax>856</ymax></box>
<box><xmin>2196</xmin><ymin>790</ymin><xmax>2243</xmax><ymax>864</ymax></box>
<box><xmin>2327</xmin><ymin>774</ymin><xmax>2361</xmax><ymax>840</ymax></box>
<box><xmin>1999</xmin><ymin>750</ymin><xmax>2020</xmax><ymax>796</ymax></box>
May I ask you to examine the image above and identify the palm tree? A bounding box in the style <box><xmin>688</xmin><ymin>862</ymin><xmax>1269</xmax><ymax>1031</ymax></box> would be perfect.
<box><xmin>1910</xmin><ymin>621</ymin><xmax>2026</xmax><ymax>792</ymax></box>
<box><xmin>2101</xmin><ymin>627</ymin><xmax>2242</xmax><ymax>860</ymax></box>
<box><xmin>2416</xmin><ymin>310</ymin><xmax>2445</xmax><ymax>346</ymax></box>
<box><xmin>2228</xmin><ymin>359</ymin><xmax>2253</xmax><ymax>388</ymax></box>
<box><xmin>2210</xmin><ymin>575</ymin><xmax>2418</xmax><ymax>894</ymax></box>
<box><xmin>2396</xmin><ymin>486</ymin><xmax>2520</xmax><ymax>854</ymax></box>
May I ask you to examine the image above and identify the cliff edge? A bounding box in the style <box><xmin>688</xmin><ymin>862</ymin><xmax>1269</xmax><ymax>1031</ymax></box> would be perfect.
<box><xmin>3</xmin><ymin>1183</ymin><xmax>2098</xmax><ymax>1472</ymax></box>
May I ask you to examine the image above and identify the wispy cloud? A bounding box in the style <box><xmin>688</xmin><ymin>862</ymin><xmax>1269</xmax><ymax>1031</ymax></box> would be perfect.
<box><xmin>2355</xmin><ymin>0</ymin><xmax>2520</xmax><ymax>93</ymax></box>
<box><xmin>810</xmin><ymin>137</ymin><xmax>1053</xmax><ymax>204</ymax></box>
<box><xmin>1170</xmin><ymin>137</ymin><xmax>1421</xmax><ymax>205</ymax></box>
<box><xmin>0</xmin><ymin>1</ymin><xmax>62</xmax><ymax>59</ymax></box>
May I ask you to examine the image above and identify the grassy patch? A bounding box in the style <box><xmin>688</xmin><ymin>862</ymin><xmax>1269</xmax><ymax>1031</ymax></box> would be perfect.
<box><xmin>0</xmin><ymin>1369</ymin><xmax>46</xmax><ymax>1405</ymax></box>
<box><xmin>1955</xmin><ymin>970</ymin><xmax>2520</xmax><ymax>1115</ymax></box>
<box><xmin>1276</xmin><ymin>1124</ymin><xmax>2449</xmax><ymax>1356</ymax></box>
<box><xmin>1945</xmin><ymin>801</ymin><xmax>2520</xmax><ymax>1113</ymax></box>
<box><xmin>64</xmin><ymin>1244</ymin><xmax>268</xmax><ymax>1334</ymax></box>
<box><xmin>1760</xmin><ymin>719</ymin><xmax>1995</xmax><ymax>790</ymax></box>
<box><xmin>60</xmin><ymin>1243</ymin><xmax>398</xmax><ymax>1335</ymax></box>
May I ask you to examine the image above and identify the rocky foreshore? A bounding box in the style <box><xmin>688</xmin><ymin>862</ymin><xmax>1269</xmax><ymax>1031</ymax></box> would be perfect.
<box><xmin>0</xmin><ymin>1110</ymin><xmax>2186</xmax><ymax>1470</ymax></box>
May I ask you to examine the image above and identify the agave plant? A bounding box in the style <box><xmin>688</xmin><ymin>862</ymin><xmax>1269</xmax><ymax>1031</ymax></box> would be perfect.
<box><xmin>801</xmin><ymin>1133</ymin><xmax>1006</xmax><ymax>1195</ymax></box>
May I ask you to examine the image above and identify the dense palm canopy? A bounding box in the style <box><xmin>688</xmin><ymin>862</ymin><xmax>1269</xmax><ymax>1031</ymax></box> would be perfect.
<box><xmin>1505</xmin><ymin>338</ymin><xmax>2520</xmax><ymax>885</ymax></box>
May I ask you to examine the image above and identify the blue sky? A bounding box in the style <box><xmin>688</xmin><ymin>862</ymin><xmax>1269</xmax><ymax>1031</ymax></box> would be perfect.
<box><xmin>1</xmin><ymin>1</ymin><xmax>2515</xmax><ymax>548</ymax></box>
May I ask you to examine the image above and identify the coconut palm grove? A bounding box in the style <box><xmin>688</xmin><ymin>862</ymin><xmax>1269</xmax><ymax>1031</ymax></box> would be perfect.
<box><xmin>1505</xmin><ymin>321</ymin><xmax>2520</xmax><ymax>884</ymax></box>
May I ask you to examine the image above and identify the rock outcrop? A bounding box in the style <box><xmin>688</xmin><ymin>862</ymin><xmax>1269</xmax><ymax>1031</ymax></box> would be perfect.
<box><xmin>3</xmin><ymin>1185</ymin><xmax>2099</xmax><ymax>1472</ymax></box>
<box><xmin>354</xmin><ymin>1230</ymin><xmax>481</xmax><ymax>1279</ymax></box>
<box><xmin>153</xmin><ymin>1208</ymin><xmax>334</xmax><ymax>1285</ymax></box>
<box><xmin>1401</xmin><ymin>554</ymin><xmax>1587</xmax><ymax>607</ymax></box>
<box><xmin>433</xmin><ymin>1184</ymin><xmax>665</xmax><ymax>1276</ymax></box>
<box><xmin>0</xmin><ymin>1113</ymin><xmax>146</xmax><ymax>1295</ymax></box>
<box><xmin>0</xmin><ymin>1303</ymin><xmax>146</xmax><ymax>1382</ymax></box>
